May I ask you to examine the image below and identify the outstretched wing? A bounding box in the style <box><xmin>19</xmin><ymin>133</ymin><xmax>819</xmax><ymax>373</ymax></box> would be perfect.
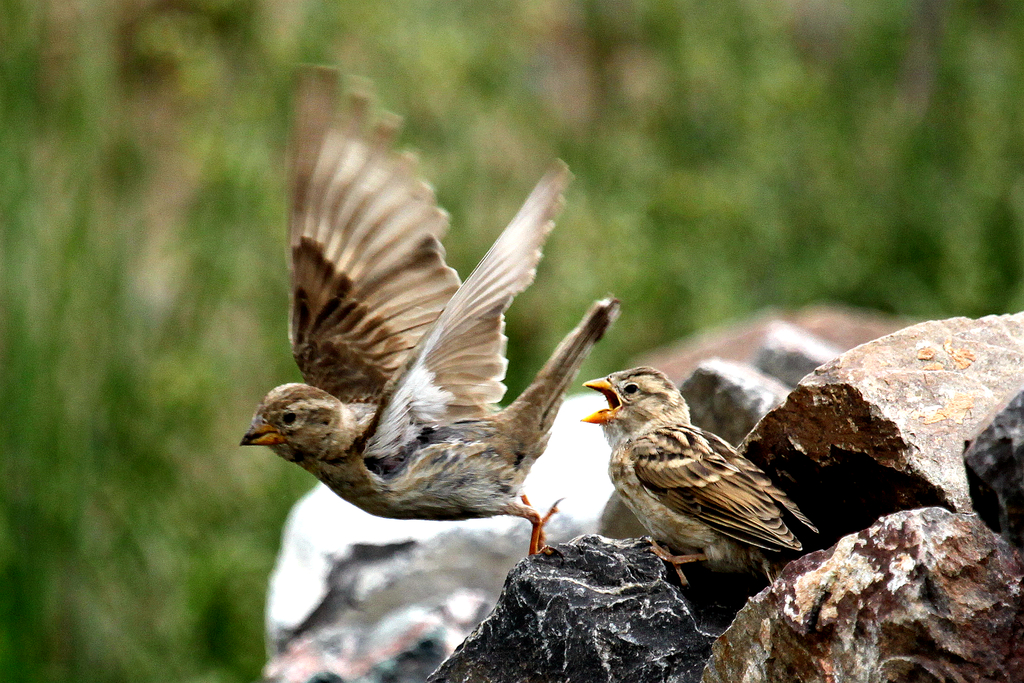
<box><xmin>631</xmin><ymin>425</ymin><xmax>817</xmax><ymax>552</ymax></box>
<box><xmin>288</xmin><ymin>67</ymin><xmax>461</xmax><ymax>402</ymax></box>
<box><xmin>365</xmin><ymin>162</ymin><xmax>571</xmax><ymax>458</ymax></box>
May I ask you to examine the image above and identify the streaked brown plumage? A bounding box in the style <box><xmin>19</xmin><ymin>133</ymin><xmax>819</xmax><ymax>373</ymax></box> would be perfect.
<box><xmin>240</xmin><ymin>66</ymin><xmax>619</xmax><ymax>554</ymax></box>
<box><xmin>582</xmin><ymin>367</ymin><xmax>817</xmax><ymax>582</ymax></box>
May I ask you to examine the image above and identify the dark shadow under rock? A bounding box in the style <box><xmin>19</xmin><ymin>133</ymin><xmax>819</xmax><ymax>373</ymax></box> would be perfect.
<box><xmin>429</xmin><ymin>536</ymin><xmax>753</xmax><ymax>683</ymax></box>
<box><xmin>703</xmin><ymin>507</ymin><xmax>1024</xmax><ymax>683</ymax></box>
<box><xmin>965</xmin><ymin>383</ymin><xmax>1024</xmax><ymax>548</ymax></box>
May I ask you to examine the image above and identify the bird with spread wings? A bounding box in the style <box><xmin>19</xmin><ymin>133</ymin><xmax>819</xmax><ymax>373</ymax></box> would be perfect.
<box><xmin>240</xmin><ymin>67</ymin><xmax>619</xmax><ymax>554</ymax></box>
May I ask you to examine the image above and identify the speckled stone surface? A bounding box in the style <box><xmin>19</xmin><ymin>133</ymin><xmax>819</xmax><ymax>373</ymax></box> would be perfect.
<box><xmin>703</xmin><ymin>508</ymin><xmax>1024</xmax><ymax>683</ymax></box>
<box><xmin>429</xmin><ymin>535</ymin><xmax>750</xmax><ymax>683</ymax></box>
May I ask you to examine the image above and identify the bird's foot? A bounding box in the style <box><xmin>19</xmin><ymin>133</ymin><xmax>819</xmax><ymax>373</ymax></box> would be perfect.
<box><xmin>649</xmin><ymin>539</ymin><xmax>707</xmax><ymax>587</ymax></box>
<box><xmin>522</xmin><ymin>494</ymin><xmax>564</xmax><ymax>555</ymax></box>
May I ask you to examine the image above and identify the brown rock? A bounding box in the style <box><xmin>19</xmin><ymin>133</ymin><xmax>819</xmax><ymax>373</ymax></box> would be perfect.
<box><xmin>703</xmin><ymin>507</ymin><xmax>1024</xmax><ymax>683</ymax></box>
<box><xmin>639</xmin><ymin>306</ymin><xmax>908</xmax><ymax>385</ymax></box>
<box><xmin>742</xmin><ymin>313</ymin><xmax>1024</xmax><ymax>550</ymax></box>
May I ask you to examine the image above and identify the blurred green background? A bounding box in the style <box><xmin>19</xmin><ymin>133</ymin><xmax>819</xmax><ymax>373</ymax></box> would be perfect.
<box><xmin>2</xmin><ymin>0</ymin><xmax>1023</xmax><ymax>680</ymax></box>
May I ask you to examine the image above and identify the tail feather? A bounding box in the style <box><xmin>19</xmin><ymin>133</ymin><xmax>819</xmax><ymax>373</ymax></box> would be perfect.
<box><xmin>507</xmin><ymin>297</ymin><xmax>620</xmax><ymax>437</ymax></box>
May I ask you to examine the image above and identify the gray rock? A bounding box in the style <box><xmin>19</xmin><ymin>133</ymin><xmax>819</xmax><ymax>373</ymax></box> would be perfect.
<box><xmin>680</xmin><ymin>358</ymin><xmax>790</xmax><ymax>446</ymax></box>
<box><xmin>596</xmin><ymin>492</ymin><xmax>647</xmax><ymax>541</ymax></box>
<box><xmin>703</xmin><ymin>507</ymin><xmax>1024</xmax><ymax>683</ymax></box>
<box><xmin>751</xmin><ymin>321</ymin><xmax>842</xmax><ymax>386</ymax></box>
<box><xmin>429</xmin><ymin>535</ymin><xmax>753</xmax><ymax>683</ymax></box>
<box><xmin>742</xmin><ymin>313</ymin><xmax>1024</xmax><ymax>551</ymax></box>
<box><xmin>965</xmin><ymin>383</ymin><xmax>1024</xmax><ymax>548</ymax></box>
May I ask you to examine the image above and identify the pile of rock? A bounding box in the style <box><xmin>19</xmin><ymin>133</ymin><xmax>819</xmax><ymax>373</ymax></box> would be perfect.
<box><xmin>262</xmin><ymin>307</ymin><xmax>1024</xmax><ymax>683</ymax></box>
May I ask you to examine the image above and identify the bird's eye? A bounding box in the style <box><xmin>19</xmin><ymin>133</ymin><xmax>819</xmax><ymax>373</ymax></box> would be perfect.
<box><xmin>282</xmin><ymin>412</ymin><xmax>297</xmax><ymax>425</ymax></box>
<box><xmin>623</xmin><ymin>383</ymin><xmax>639</xmax><ymax>396</ymax></box>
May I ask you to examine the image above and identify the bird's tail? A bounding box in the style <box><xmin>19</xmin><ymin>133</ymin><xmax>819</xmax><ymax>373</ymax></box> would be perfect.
<box><xmin>506</xmin><ymin>297</ymin><xmax>620</xmax><ymax>441</ymax></box>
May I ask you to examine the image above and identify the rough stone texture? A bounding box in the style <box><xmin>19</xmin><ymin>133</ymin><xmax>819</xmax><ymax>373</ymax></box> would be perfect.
<box><xmin>742</xmin><ymin>313</ymin><xmax>1024</xmax><ymax>551</ymax></box>
<box><xmin>429</xmin><ymin>536</ymin><xmax>753</xmax><ymax>683</ymax></box>
<box><xmin>680</xmin><ymin>358</ymin><xmax>791</xmax><ymax>446</ymax></box>
<box><xmin>703</xmin><ymin>508</ymin><xmax>1024</xmax><ymax>683</ymax></box>
<box><xmin>751</xmin><ymin>321</ymin><xmax>843</xmax><ymax>387</ymax></box>
<box><xmin>965</xmin><ymin>383</ymin><xmax>1024</xmax><ymax>548</ymax></box>
<box><xmin>640</xmin><ymin>306</ymin><xmax>908</xmax><ymax>386</ymax></box>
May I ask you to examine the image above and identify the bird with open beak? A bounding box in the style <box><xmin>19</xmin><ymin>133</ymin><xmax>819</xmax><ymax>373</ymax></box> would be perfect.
<box><xmin>582</xmin><ymin>367</ymin><xmax>817</xmax><ymax>583</ymax></box>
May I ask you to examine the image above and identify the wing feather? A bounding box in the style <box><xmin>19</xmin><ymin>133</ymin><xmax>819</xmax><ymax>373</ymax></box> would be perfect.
<box><xmin>287</xmin><ymin>67</ymin><xmax>461</xmax><ymax>401</ymax></box>
<box><xmin>632</xmin><ymin>425</ymin><xmax>815</xmax><ymax>552</ymax></box>
<box><xmin>366</xmin><ymin>163</ymin><xmax>571</xmax><ymax>457</ymax></box>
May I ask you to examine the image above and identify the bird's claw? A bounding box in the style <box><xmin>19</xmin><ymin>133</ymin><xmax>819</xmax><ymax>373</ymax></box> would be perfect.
<box><xmin>648</xmin><ymin>539</ymin><xmax>706</xmax><ymax>587</ymax></box>
<box><xmin>524</xmin><ymin>495</ymin><xmax>566</xmax><ymax>555</ymax></box>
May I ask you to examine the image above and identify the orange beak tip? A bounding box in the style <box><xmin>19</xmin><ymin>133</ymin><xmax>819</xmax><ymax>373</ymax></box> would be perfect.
<box><xmin>243</xmin><ymin>433</ymin><xmax>286</xmax><ymax>446</ymax></box>
<box><xmin>240</xmin><ymin>422</ymin><xmax>286</xmax><ymax>446</ymax></box>
<box><xmin>582</xmin><ymin>377</ymin><xmax>619</xmax><ymax>424</ymax></box>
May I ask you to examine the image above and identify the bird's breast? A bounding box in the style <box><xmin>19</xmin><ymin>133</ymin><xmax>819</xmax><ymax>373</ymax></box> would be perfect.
<box><xmin>354</xmin><ymin>420</ymin><xmax>517</xmax><ymax>520</ymax></box>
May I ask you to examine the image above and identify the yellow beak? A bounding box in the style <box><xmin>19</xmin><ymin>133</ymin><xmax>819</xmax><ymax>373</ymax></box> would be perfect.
<box><xmin>582</xmin><ymin>378</ymin><xmax>620</xmax><ymax>424</ymax></box>
<box><xmin>240</xmin><ymin>419</ymin><xmax>286</xmax><ymax>446</ymax></box>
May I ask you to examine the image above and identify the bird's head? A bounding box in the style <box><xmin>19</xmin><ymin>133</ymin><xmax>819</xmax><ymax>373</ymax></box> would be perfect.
<box><xmin>581</xmin><ymin>367</ymin><xmax>691</xmax><ymax>445</ymax></box>
<box><xmin>240</xmin><ymin>383</ymin><xmax>352</xmax><ymax>464</ymax></box>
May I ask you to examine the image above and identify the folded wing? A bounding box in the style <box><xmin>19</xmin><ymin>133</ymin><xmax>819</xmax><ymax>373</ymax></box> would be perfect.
<box><xmin>632</xmin><ymin>426</ymin><xmax>816</xmax><ymax>552</ymax></box>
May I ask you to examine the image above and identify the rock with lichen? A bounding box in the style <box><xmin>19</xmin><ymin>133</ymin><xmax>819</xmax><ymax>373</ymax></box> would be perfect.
<box><xmin>703</xmin><ymin>507</ymin><xmax>1024</xmax><ymax>683</ymax></box>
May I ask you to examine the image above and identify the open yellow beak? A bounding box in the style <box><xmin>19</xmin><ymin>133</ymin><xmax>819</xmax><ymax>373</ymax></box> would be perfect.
<box><xmin>240</xmin><ymin>419</ymin><xmax>286</xmax><ymax>446</ymax></box>
<box><xmin>582</xmin><ymin>378</ymin><xmax>621</xmax><ymax>424</ymax></box>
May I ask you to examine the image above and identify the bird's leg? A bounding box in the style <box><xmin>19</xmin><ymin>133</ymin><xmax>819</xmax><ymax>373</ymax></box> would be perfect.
<box><xmin>535</xmin><ymin>497</ymin><xmax>563</xmax><ymax>553</ymax></box>
<box><xmin>520</xmin><ymin>494</ymin><xmax>563</xmax><ymax>555</ymax></box>
<box><xmin>649</xmin><ymin>539</ymin><xmax>707</xmax><ymax>587</ymax></box>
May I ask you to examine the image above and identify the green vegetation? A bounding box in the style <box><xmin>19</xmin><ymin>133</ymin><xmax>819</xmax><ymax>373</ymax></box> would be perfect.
<box><xmin>2</xmin><ymin>0</ymin><xmax>1022</xmax><ymax>681</ymax></box>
